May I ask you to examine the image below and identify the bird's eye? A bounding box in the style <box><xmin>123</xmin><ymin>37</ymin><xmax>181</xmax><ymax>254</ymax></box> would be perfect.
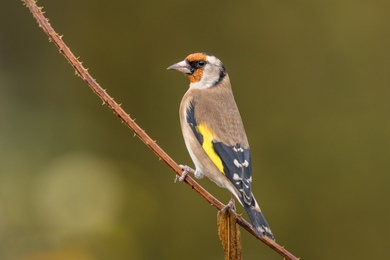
<box><xmin>197</xmin><ymin>60</ymin><xmax>206</xmax><ymax>68</ymax></box>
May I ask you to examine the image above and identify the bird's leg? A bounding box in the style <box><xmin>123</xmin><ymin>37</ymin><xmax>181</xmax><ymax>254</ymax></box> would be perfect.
<box><xmin>175</xmin><ymin>164</ymin><xmax>196</xmax><ymax>182</ymax></box>
<box><xmin>219</xmin><ymin>195</ymin><xmax>237</xmax><ymax>215</ymax></box>
<box><xmin>227</xmin><ymin>194</ymin><xmax>236</xmax><ymax>211</ymax></box>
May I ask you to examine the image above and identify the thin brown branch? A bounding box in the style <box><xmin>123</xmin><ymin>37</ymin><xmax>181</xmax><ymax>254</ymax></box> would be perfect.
<box><xmin>23</xmin><ymin>1</ymin><xmax>299</xmax><ymax>259</ymax></box>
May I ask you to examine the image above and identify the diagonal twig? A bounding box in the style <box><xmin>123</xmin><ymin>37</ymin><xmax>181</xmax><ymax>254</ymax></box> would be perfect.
<box><xmin>22</xmin><ymin>1</ymin><xmax>299</xmax><ymax>259</ymax></box>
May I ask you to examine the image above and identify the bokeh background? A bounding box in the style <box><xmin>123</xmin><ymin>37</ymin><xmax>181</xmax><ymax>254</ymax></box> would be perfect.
<box><xmin>1</xmin><ymin>0</ymin><xmax>390</xmax><ymax>259</ymax></box>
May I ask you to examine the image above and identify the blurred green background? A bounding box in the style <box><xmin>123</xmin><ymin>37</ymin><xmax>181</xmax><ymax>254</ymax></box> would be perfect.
<box><xmin>1</xmin><ymin>0</ymin><xmax>390</xmax><ymax>259</ymax></box>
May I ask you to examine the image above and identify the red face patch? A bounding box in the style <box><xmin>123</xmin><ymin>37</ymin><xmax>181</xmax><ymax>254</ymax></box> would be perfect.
<box><xmin>187</xmin><ymin>68</ymin><xmax>204</xmax><ymax>83</ymax></box>
<box><xmin>186</xmin><ymin>53</ymin><xmax>207</xmax><ymax>83</ymax></box>
<box><xmin>186</xmin><ymin>53</ymin><xmax>207</xmax><ymax>62</ymax></box>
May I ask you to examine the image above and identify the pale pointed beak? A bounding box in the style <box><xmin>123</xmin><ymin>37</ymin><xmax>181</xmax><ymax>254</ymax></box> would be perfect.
<box><xmin>167</xmin><ymin>60</ymin><xmax>192</xmax><ymax>74</ymax></box>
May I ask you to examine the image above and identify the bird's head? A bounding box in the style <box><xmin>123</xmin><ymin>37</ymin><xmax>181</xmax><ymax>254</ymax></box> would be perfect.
<box><xmin>167</xmin><ymin>52</ymin><xmax>227</xmax><ymax>89</ymax></box>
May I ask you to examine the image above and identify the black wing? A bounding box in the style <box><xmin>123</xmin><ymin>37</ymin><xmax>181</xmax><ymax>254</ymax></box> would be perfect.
<box><xmin>186</xmin><ymin>101</ymin><xmax>253</xmax><ymax>204</ymax></box>
<box><xmin>213</xmin><ymin>142</ymin><xmax>253</xmax><ymax>205</ymax></box>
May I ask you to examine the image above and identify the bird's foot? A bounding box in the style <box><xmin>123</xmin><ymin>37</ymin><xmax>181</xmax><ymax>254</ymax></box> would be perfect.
<box><xmin>174</xmin><ymin>165</ymin><xmax>196</xmax><ymax>183</ymax></box>
<box><xmin>227</xmin><ymin>195</ymin><xmax>236</xmax><ymax>211</ymax></box>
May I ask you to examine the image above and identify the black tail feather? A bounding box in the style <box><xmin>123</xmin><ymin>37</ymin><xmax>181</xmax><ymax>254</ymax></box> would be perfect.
<box><xmin>243</xmin><ymin>202</ymin><xmax>274</xmax><ymax>240</ymax></box>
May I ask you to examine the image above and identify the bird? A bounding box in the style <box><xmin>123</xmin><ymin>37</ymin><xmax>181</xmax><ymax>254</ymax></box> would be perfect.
<box><xmin>167</xmin><ymin>52</ymin><xmax>274</xmax><ymax>240</ymax></box>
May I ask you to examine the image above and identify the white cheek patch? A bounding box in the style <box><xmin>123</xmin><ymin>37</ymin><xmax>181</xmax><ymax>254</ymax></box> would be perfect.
<box><xmin>189</xmin><ymin>58</ymin><xmax>222</xmax><ymax>89</ymax></box>
<box><xmin>190</xmin><ymin>80</ymin><xmax>206</xmax><ymax>89</ymax></box>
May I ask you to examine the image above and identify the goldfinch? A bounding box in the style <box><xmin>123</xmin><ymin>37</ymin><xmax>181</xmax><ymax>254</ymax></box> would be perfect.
<box><xmin>167</xmin><ymin>52</ymin><xmax>274</xmax><ymax>240</ymax></box>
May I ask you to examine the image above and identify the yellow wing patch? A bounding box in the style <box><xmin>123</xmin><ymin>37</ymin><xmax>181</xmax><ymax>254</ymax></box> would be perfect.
<box><xmin>196</xmin><ymin>124</ymin><xmax>224</xmax><ymax>174</ymax></box>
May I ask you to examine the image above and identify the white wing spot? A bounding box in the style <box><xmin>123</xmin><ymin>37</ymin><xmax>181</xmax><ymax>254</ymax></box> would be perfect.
<box><xmin>232</xmin><ymin>173</ymin><xmax>242</xmax><ymax>180</ymax></box>
<box><xmin>233</xmin><ymin>147</ymin><xmax>244</xmax><ymax>152</ymax></box>
<box><xmin>242</xmin><ymin>160</ymin><xmax>249</xmax><ymax>167</ymax></box>
<box><xmin>234</xmin><ymin>159</ymin><xmax>249</xmax><ymax>168</ymax></box>
<box><xmin>233</xmin><ymin>159</ymin><xmax>241</xmax><ymax>168</ymax></box>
